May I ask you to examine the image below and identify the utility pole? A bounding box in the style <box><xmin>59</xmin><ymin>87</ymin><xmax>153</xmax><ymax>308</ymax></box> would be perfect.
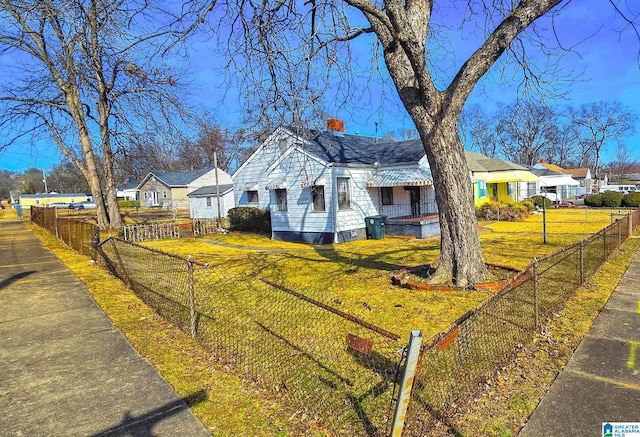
<box><xmin>213</xmin><ymin>150</ymin><xmax>222</xmax><ymax>228</ymax></box>
<box><xmin>42</xmin><ymin>170</ymin><xmax>48</xmax><ymax>193</ymax></box>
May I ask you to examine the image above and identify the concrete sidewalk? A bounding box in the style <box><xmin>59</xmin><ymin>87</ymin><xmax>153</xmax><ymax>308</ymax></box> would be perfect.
<box><xmin>0</xmin><ymin>219</ymin><xmax>210</xmax><ymax>436</ymax></box>
<box><xmin>518</xmin><ymin>241</ymin><xmax>640</xmax><ymax>436</ymax></box>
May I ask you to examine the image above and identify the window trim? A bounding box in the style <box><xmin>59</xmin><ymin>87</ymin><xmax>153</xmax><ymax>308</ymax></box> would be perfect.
<box><xmin>311</xmin><ymin>185</ymin><xmax>325</xmax><ymax>212</ymax></box>
<box><xmin>274</xmin><ymin>188</ymin><xmax>288</xmax><ymax>212</ymax></box>
<box><xmin>246</xmin><ymin>190</ymin><xmax>259</xmax><ymax>203</ymax></box>
<box><xmin>337</xmin><ymin>177</ymin><xmax>351</xmax><ymax>211</ymax></box>
<box><xmin>381</xmin><ymin>187</ymin><xmax>394</xmax><ymax>205</ymax></box>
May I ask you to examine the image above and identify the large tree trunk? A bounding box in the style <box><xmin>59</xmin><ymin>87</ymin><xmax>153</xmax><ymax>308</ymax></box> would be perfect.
<box><xmin>421</xmin><ymin>120</ymin><xmax>488</xmax><ymax>287</ymax></box>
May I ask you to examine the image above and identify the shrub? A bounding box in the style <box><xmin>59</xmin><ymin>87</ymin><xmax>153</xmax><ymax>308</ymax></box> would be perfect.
<box><xmin>227</xmin><ymin>207</ymin><xmax>272</xmax><ymax>233</ymax></box>
<box><xmin>520</xmin><ymin>200</ymin><xmax>536</xmax><ymax>212</ymax></box>
<box><xmin>601</xmin><ymin>191</ymin><xmax>624</xmax><ymax>207</ymax></box>
<box><xmin>622</xmin><ymin>192</ymin><xmax>640</xmax><ymax>207</ymax></box>
<box><xmin>531</xmin><ymin>195</ymin><xmax>552</xmax><ymax>208</ymax></box>
<box><xmin>584</xmin><ymin>194</ymin><xmax>603</xmax><ymax>207</ymax></box>
<box><xmin>118</xmin><ymin>200</ymin><xmax>140</xmax><ymax>208</ymax></box>
<box><xmin>476</xmin><ymin>201</ymin><xmax>531</xmax><ymax>221</ymax></box>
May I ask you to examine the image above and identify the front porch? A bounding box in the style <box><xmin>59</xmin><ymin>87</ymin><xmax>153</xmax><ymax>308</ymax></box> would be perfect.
<box><xmin>366</xmin><ymin>166</ymin><xmax>440</xmax><ymax>239</ymax></box>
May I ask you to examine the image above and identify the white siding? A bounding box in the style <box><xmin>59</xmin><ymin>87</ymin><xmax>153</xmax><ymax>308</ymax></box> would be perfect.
<box><xmin>268</xmin><ymin>149</ymin><xmax>334</xmax><ymax>234</ymax></box>
<box><xmin>232</xmin><ymin>129</ymin><xmax>295</xmax><ymax>210</ymax></box>
<box><xmin>189</xmin><ymin>192</ymin><xmax>234</xmax><ymax>219</ymax></box>
<box><xmin>188</xmin><ymin>168</ymin><xmax>233</xmax><ymax>193</ymax></box>
<box><xmin>332</xmin><ymin>167</ymin><xmax>377</xmax><ymax>233</ymax></box>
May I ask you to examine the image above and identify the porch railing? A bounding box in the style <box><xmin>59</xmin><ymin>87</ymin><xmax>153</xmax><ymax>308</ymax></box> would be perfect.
<box><xmin>381</xmin><ymin>200</ymin><xmax>438</xmax><ymax>220</ymax></box>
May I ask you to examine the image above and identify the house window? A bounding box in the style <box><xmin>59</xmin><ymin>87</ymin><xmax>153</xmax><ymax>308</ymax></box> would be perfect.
<box><xmin>381</xmin><ymin>187</ymin><xmax>394</xmax><ymax>205</ymax></box>
<box><xmin>527</xmin><ymin>182</ymin><xmax>536</xmax><ymax>197</ymax></box>
<box><xmin>337</xmin><ymin>177</ymin><xmax>351</xmax><ymax>210</ymax></box>
<box><xmin>311</xmin><ymin>186</ymin><xmax>325</xmax><ymax>211</ymax></box>
<box><xmin>274</xmin><ymin>189</ymin><xmax>288</xmax><ymax>212</ymax></box>
<box><xmin>162</xmin><ymin>190</ymin><xmax>167</xmax><ymax>198</ymax></box>
<box><xmin>477</xmin><ymin>181</ymin><xmax>487</xmax><ymax>198</ymax></box>
<box><xmin>247</xmin><ymin>190</ymin><xmax>258</xmax><ymax>203</ymax></box>
<box><xmin>143</xmin><ymin>192</ymin><xmax>148</xmax><ymax>200</ymax></box>
<box><xmin>507</xmin><ymin>183</ymin><xmax>513</xmax><ymax>196</ymax></box>
<box><xmin>206</xmin><ymin>197</ymin><xmax>212</xmax><ymax>207</ymax></box>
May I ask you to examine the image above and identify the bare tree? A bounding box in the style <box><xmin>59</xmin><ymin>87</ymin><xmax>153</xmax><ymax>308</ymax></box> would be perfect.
<box><xmin>544</xmin><ymin>119</ymin><xmax>579</xmax><ymax>168</ymax></box>
<box><xmin>177</xmin><ymin>0</ymin><xmax>637</xmax><ymax>285</ymax></box>
<box><xmin>48</xmin><ymin>161</ymin><xmax>91</xmax><ymax>193</ymax></box>
<box><xmin>498</xmin><ymin>101</ymin><xmax>558</xmax><ymax>166</ymax></box>
<box><xmin>0</xmin><ymin>0</ymin><xmax>190</xmax><ymax>229</ymax></box>
<box><xmin>608</xmin><ymin>143</ymin><xmax>638</xmax><ymax>182</ymax></box>
<box><xmin>570</xmin><ymin>101</ymin><xmax>637</xmax><ymax>181</ymax></box>
<box><xmin>460</xmin><ymin>104</ymin><xmax>502</xmax><ymax>158</ymax></box>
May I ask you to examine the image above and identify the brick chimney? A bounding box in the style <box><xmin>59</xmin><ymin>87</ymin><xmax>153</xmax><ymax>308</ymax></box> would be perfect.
<box><xmin>327</xmin><ymin>118</ymin><xmax>344</xmax><ymax>133</ymax></box>
<box><xmin>540</xmin><ymin>158</ymin><xmax>545</xmax><ymax>163</ymax></box>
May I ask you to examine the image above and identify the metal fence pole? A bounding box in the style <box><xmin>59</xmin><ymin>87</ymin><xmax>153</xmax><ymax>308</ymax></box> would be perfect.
<box><xmin>391</xmin><ymin>330</ymin><xmax>423</xmax><ymax>437</ymax></box>
<box><xmin>533</xmin><ymin>258</ymin><xmax>539</xmax><ymax>331</ymax></box>
<box><xmin>187</xmin><ymin>256</ymin><xmax>197</xmax><ymax>339</ymax></box>
<box><xmin>618</xmin><ymin>219</ymin><xmax>622</xmax><ymax>247</ymax></box>
<box><xmin>580</xmin><ymin>240</ymin><xmax>585</xmax><ymax>286</ymax></box>
<box><xmin>603</xmin><ymin>229</ymin><xmax>607</xmax><ymax>261</ymax></box>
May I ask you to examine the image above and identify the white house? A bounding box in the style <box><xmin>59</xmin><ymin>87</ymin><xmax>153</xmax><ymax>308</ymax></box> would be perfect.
<box><xmin>187</xmin><ymin>183</ymin><xmax>235</xmax><ymax>219</ymax></box>
<box><xmin>529</xmin><ymin>162</ymin><xmax>581</xmax><ymax>202</ymax></box>
<box><xmin>116</xmin><ymin>179</ymin><xmax>140</xmax><ymax>201</ymax></box>
<box><xmin>232</xmin><ymin>126</ymin><xmax>439</xmax><ymax>243</ymax></box>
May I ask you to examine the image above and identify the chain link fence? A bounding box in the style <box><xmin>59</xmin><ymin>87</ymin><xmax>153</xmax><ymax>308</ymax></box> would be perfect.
<box><xmin>95</xmin><ymin>237</ymin><xmax>406</xmax><ymax>436</ymax></box>
<box><xmin>31</xmin><ymin>206</ymin><xmax>99</xmax><ymax>257</ymax></box>
<box><xmin>404</xmin><ymin>209</ymin><xmax>640</xmax><ymax>435</ymax></box>
<box><xmin>30</xmin><ymin>204</ymin><xmax>640</xmax><ymax>436</ymax></box>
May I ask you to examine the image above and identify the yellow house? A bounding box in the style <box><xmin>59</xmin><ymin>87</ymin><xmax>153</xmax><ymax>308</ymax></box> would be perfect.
<box><xmin>19</xmin><ymin>193</ymin><xmax>92</xmax><ymax>208</ymax></box>
<box><xmin>465</xmin><ymin>151</ymin><xmax>539</xmax><ymax>206</ymax></box>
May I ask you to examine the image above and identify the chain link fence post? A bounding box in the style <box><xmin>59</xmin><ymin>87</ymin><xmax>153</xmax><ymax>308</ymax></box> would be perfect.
<box><xmin>618</xmin><ymin>219</ymin><xmax>622</xmax><ymax>247</ymax></box>
<box><xmin>187</xmin><ymin>256</ymin><xmax>197</xmax><ymax>339</ymax></box>
<box><xmin>603</xmin><ymin>229</ymin><xmax>607</xmax><ymax>261</ymax></box>
<box><xmin>391</xmin><ymin>330</ymin><xmax>423</xmax><ymax>437</ymax></box>
<box><xmin>533</xmin><ymin>258</ymin><xmax>539</xmax><ymax>331</ymax></box>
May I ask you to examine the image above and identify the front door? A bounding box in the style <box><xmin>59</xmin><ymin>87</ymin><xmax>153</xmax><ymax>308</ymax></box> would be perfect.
<box><xmin>408</xmin><ymin>187</ymin><xmax>421</xmax><ymax>217</ymax></box>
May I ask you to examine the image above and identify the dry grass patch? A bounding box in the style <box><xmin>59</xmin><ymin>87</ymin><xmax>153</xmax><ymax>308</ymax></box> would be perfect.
<box><xmin>30</xmin><ymin>226</ymin><xmax>312</xmax><ymax>437</ymax></box>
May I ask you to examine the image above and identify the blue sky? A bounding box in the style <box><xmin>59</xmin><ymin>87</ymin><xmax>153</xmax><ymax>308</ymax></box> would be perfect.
<box><xmin>1</xmin><ymin>0</ymin><xmax>639</xmax><ymax>173</ymax></box>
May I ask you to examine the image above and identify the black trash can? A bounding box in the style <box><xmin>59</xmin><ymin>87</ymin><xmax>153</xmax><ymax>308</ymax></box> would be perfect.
<box><xmin>365</xmin><ymin>215</ymin><xmax>386</xmax><ymax>239</ymax></box>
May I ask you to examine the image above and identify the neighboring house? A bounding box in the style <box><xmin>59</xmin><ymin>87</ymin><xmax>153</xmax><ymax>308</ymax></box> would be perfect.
<box><xmin>20</xmin><ymin>192</ymin><xmax>93</xmax><ymax>208</ymax></box>
<box><xmin>232</xmin><ymin>126</ymin><xmax>439</xmax><ymax>243</ymax></box>
<box><xmin>534</xmin><ymin>161</ymin><xmax>590</xmax><ymax>197</ymax></box>
<box><xmin>465</xmin><ymin>151</ymin><xmax>539</xmax><ymax>206</ymax></box>
<box><xmin>519</xmin><ymin>167</ymin><xmax>579</xmax><ymax>203</ymax></box>
<box><xmin>187</xmin><ymin>184</ymin><xmax>235</xmax><ymax>219</ymax></box>
<box><xmin>563</xmin><ymin>167</ymin><xmax>593</xmax><ymax>195</ymax></box>
<box><xmin>138</xmin><ymin>168</ymin><xmax>232</xmax><ymax>209</ymax></box>
<box><xmin>116</xmin><ymin>179</ymin><xmax>140</xmax><ymax>201</ymax></box>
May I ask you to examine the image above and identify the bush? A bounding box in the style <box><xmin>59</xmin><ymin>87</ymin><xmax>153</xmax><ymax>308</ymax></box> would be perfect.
<box><xmin>476</xmin><ymin>201</ymin><xmax>531</xmax><ymax>221</ymax></box>
<box><xmin>520</xmin><ymin>200</ymin><xmax>536</xmax><ymax>212</ymax></box>
<box><xmin>531</xmin><ymin>195</ymin><xmax>552</xmax><ymax>208</ymax></box>
<box><xmin>227</xmin><ymin>207</ymin><xmax>271</xmax><ymax>233</ymax></box>
<box><xmin>622</xmin><ymin>192</ymin><xmax>640</xmax><ymax>207</ymax></box>
<box><xmin>584</xmin><ymin>193</ymin><xmax>603</xmax><ymax>207</ymax></box>
<box><xmin>118</xmin><ymin>200</ymin><xmax>140</xmax><ymax>208</ymax></box>
<box><xmin>601</xmin><ymin>191</ymin><xmax>624</xmax><ymax>207</ymax></box>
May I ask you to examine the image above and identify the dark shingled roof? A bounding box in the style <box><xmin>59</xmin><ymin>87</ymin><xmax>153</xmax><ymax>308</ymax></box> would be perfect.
<box><xmin>152</xmin><ymin>168</ymin><xmax>211</xmax><ymax>187</ymax></box>
<box><xmin>304</xmin><ymin>131</ymin><xmax>425</xmax><ymax>165</ymax></box>
<box><xmin>187</xmin><ymin>184</ymin><xmax>234</xmax><ymax>197</ymax></box>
